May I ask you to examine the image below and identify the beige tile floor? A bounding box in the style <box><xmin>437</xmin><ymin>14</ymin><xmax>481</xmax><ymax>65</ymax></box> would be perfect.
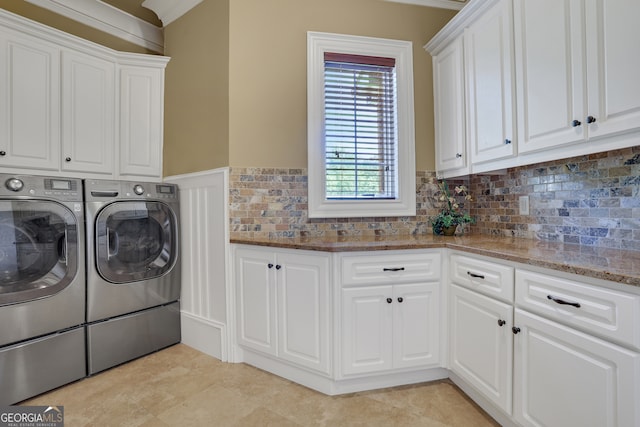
<box><xmin>21</xmin><ymin>344</ymin><xmax>499</xmax><ymax>426</ymax></box>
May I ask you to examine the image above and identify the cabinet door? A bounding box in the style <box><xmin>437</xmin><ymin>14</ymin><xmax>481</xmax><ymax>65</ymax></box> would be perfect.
<box><xmin>0</xmin><ymin>30</ymin><xmax>59</xmax><ymax>171</ymax></box>
<box><xmin>450</xmin><ymin>285</ymin><xmax>513</xmax><ymax>415</ymax></box>
<box><xmin>235</xmin><ymin>248</ymin><xmax>277</xmax><ymax>356</ymax></box>
<box><xmin>61</xmin><ymin>51</ymin><xmax>115</xmax><ymax>175</ymax></box>
<box><xmin>432</xmin><ymin>36</ymin><xmax>467</xmax><ymax>176</ymax></box>
<box><xmin>119</xmin><ymin>65</ymin><xmax>163</xmax><ymax>178</ymax></box>
<box><xmin>465</xmin><ymin>0</ymin><xmax>516</xmax><ymax>165</ymax></box>
<box><xmin>393</xmin><ymin>282</ymin><xmax>440</xmax><ymax>370</ymax></box>
<box><xmin>513</xmin><ymin>309</ymin><xmax>640</xmax><ymax>427</ymax></box>
<box><xmin>514</xmin><ymin>0</ymin><xmax>586</xmax><ymax>153</ymax></box>
<box><xmin>341</xmin><ymin>286</ymin><xmax>393</xmax><ymax>375</ymax></box>
<box><xmin>278</xmin><ymin>251</ymin><xmax>330</xmax><ymax>375</ymax></box>
<box><xmin>585</xmin><ymin>0</ymin><xmax>640</xmax><ymax>140</ymax></box>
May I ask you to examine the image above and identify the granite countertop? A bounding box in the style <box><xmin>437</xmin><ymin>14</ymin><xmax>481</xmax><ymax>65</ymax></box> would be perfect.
<box><xmin>230</xmin><ymin>234</ymin><xmax>640</xmax><ymax>287</ymax></box>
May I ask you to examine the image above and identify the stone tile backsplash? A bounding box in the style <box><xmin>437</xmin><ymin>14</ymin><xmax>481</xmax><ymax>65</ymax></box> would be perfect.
<box><xmin>229</xmin><ymin>168</ymin><xmax>449</xmax><ymax>239</ymax></box>
<box><xmin>470</xmin><ymin>146</ymin><xmax>640</xmax><ymax>251</ymax></box>
<box><xmin>229</xmin><ymin>146</ymin><xmax>640</xmax><ymax>251</ymax></box>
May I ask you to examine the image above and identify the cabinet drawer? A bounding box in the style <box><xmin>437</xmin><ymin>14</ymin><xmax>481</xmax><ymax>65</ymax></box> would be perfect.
<box><xmin>341</xmin><ymin>251</ymin><xmax>441</xmax><ymax>287</ymax></box>
<box><xmin>516</xmin><ymin>270</ymin><xmax>640</xmax><ymax>350</ymax></box>
<box><xmin>450</xmin><ymin>253</ymin><xmax>514</xmax><ymax>303</ymax></box>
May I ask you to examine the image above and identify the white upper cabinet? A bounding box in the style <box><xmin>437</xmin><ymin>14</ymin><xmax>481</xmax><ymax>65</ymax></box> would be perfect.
<box><xmin>585</xmin><ymin>0</ymin><xmax>640</xmax><ymax>140</ymax></box>
<box><xmin>61</xmin><ymin>51</ymin><xmax>115</xmax><ymax>175</ymax></box>
<box><xmin>514</xmin><ymin>0</ymin><xmax>640</xmax><ymax>154</ymax></box>
<box><xmin>0</xmin><ymin>9</ymin><xmax>169</xmax><ymax>180</ymax></box>
<box><xmin>464</xmin><ymin>0</ymin><xmax>516</xmax><ymax>167</ymax></box>
<box><xmin>427</xmin><ymin>0</ymin><xmax>640</xmax><ymax>176</ymax></box>
<box><xmin>431</xmin><ymin>36</ymin><xmax>468</xmax><ymax>177</ymax></box>
<box><xmin>513</xmin><ymin>0</ymin><xmax>587</xmax><ymax>153</ymax></box>
<box><xmin>0</xmin><ymin>28</ymin><xmax>60</xmax><ymax>171</ymax></box>
<box><xmin>118</xmin><ymin>62</ymin><xmax>165</xmax><ymax>179</ymax></box>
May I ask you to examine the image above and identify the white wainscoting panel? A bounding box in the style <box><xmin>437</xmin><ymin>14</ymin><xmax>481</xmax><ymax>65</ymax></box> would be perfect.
<box><xmin>165</xmin><ymin>168</ymin><xmax>229</xmax><ymax>360</ymax></box>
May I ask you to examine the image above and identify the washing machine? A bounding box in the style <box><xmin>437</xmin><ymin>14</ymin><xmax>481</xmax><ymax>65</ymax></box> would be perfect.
<box><xmin>84</xmin><ymin>179</ymin><xmax>181</xmax><ymax>374</ymax></box>
<box><xmin>0</xmin><ymin>174</ymin><xmax>86</xmax><ymax>405</ymax></box>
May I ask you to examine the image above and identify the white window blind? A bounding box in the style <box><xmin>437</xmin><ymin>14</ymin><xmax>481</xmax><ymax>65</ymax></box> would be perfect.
<box><xmin>324</xmin><ymin>52</ymin><xmax>398</xmax><ymax>200</ymax></box>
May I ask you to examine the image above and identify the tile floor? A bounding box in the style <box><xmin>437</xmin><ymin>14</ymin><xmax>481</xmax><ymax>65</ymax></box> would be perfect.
<box><xmin>21</xmin><ymin>344</ymin><xmax>499</xmax><ymax>426</ymax></box>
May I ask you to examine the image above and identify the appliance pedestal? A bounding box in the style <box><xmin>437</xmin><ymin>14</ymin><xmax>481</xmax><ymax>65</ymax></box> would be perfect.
<box><xmin>0</xmin><ymin>327</ymin><xmax>86</xmax><ymax>405</ymax></box>
<box><xmin>87</xmin><ymin>302</ymin><xmax>181</xmax><ymax>375</ymax></box>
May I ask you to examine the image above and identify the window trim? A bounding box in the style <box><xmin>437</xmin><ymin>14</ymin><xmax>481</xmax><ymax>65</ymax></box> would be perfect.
<box><xmin>307</xmin><ymin>31</ymin><xmax>416</xmax><ymax>218</ymax></box>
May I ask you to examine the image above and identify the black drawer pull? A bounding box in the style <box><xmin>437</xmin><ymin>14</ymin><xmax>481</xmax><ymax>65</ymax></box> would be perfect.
<box><xmin>467</xmin><ymin>271</ymin><xmax>485</xmax><ymax>279</ymax></box>
<box><xmin>383</xmin><ymin>267</ymin><xmax>405</xmax><ymax>272</ymax></box>
<box><xmin>547</xmin><ymin>295</ymin><xmax>581</xmax><ymax>308</ymax></box>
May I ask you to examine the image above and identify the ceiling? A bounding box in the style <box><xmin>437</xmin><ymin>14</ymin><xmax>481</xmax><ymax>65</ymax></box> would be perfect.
<box><xmin>23</xmin><ymin>0</ymin><xmax>466</xmax><ymax>53</ymax></box>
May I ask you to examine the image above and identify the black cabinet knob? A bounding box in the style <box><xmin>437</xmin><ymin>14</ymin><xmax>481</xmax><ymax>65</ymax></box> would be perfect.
<box><xmin>498</xmin><ymin>319</ymin><xmax>506</xmax><ymax>327</ymax></box>
<box><xmin>512</xmin><ymin>326</ymin><xmax>521</xmax><ymax>334</ymax></box>
<box><xmin>275</xmin><ymin>264</ymin><xmax>281</xmax><ymax>270</ymax></box>
<box><xmin>0</xmin><ymin>151</ymin><xmax>5</xmax><ymax>156</ymax></box>
<box><xmin>586</xmin><ymin>115</ymin><xmax>597</xmax><ymax>124</ymax></box>
<box><xmin>455</xmin><ymin>153</ymin><xmax>462</xmax><ymax>158</ymax></box>
<box><xmin>386</xmin><ymin>298</ymin><xmax>393</xmax><ymax>304</ymax></box>
<box><xmin>504</xmin><ymin>139</ymin><xmax>512</xmax><ymax>145</ymax></box>
<box><xmin>397</xmin><ymin>297</ymin><xmax>404</xmax><ymax>303</ymax></box>
<box><xmin>267</xmin><ymin>263</ymin><xmax>274</xmax><ymax>269</ymax></box>
<box><xmin>571</xmin><ymin>119</ymin><xmax>582</xmax><ymax>127</ymax></box>
<box><xmin>65</xmin><ymin>157</ymin><xmax>71</xmax><ymax>162</ymax></box>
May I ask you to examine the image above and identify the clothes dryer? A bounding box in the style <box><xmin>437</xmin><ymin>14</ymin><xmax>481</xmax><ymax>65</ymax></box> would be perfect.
<box><xmin>84</xmin><ymin>179</ymin><xmax>181</xmax><ymax>374</ymax></box>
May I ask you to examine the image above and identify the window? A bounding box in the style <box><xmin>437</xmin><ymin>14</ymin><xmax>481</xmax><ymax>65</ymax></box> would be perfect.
<box><xmin>307</xmin><ymin>32</ymin><xmax>416</xmax><ymax>218</ymax></box>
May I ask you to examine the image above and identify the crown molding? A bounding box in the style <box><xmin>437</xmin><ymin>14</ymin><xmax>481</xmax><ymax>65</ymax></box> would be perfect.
<box><xmin>24</xmin><ymin>0</ymin><xmax>164</xmax><ymax>52</ymax></box>
<box><xmin>142</xmin><ymin>0</ymin><xmax>202</xmax><ymax>27</ymax></box>
<box><xmin>383</xmin><ymin>0</ymin><xmax>466</xmax><ymax>11</ymax></box>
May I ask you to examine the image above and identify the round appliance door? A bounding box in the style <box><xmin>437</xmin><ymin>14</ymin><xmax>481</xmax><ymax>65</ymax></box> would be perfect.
<box><xmin>95</xmin><ymin>201</ymin><xmax>178</xmax><ymax>284</ymax></box>
<box><xmin>0</xmin><ymin>200</ymin><xmax>79</xmax><ymax>306</ymax></box>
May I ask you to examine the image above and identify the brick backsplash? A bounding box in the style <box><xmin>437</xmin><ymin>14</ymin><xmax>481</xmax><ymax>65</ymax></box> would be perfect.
<box><xmin>470</xmin><ymin>146</ymin><xmax>640</xmax><ymax>251</ymax></box>
<box><xmin>229</xmin><ymin>168</ymin><xmax>455</xmax><ymax>239</ymax></box>
<box><xmin>229</xmin><ymin>146</ymin><xmax>640</xmax><ymax>251</ymax></box>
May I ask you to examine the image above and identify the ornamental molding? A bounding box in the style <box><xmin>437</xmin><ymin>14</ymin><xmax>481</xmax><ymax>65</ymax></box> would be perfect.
<box><xmin>25</xmin><ymin>0</ymin><xmax>164</xmax><ymax>52</ymax></box>
<box><xmin>383</xmin><ymin>0</ymin><xmax>466</xmax><ymax>11</ymax></box>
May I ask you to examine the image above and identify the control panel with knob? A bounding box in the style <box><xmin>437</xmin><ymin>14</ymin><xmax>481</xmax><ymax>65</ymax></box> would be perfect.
<box><xmin>5</xmin><ymin>178</ymin><xmax>24</xmax><ymax>192</ymax></box>
<box><xmin>133</xmin><ymin>184</ymin><xmax>145</xmax><ymax>195</ymax></box>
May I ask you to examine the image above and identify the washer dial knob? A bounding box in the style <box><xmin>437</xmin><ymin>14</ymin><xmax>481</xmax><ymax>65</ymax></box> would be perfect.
<box><xmin>5</xmin><ymin>178</ymin><xmax>24</xmax><ymax>192</ymax></box>
<box><xmin>133</xmin><ymin>184</ymin><xmax>145</xmax><ymax>195</ymax></box>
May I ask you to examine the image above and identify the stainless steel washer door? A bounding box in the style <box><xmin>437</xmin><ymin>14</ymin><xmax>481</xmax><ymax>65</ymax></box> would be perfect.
<box><xmin>95</xmin><ymin>201</ymin><xmax>177</xmax><ymax>284</ymax></box>
<box><xmin>0</xmin><ymin>200</ymin><xmax>79</xmax><ymax>306</ymax></box>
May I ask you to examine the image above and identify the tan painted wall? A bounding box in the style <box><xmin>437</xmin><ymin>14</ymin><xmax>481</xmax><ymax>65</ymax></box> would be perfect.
<box><xmin>0</xmin><ymin>2</ymin><xmax>156</xmax><ymax>54</ymax></box>
<box><xmin>162</xmin><ymin>0</ymin><xmax>230</xmax><ymax>176</ymax></box>
<box><xmin>227</xmin><ymin>0</ymin><xmax>456</xmax><ymax>170</ymax></box>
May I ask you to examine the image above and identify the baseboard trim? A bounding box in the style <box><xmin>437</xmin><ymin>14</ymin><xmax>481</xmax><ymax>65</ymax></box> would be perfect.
<box><xmin>242</xmin><ymin>349</ymin><xmax>448</xmax><ymax>396</ymax></box>
<box><xmin>180</xmin><ymin>312</ymin><xmax>226</xmax><ymax>361</ymax></box>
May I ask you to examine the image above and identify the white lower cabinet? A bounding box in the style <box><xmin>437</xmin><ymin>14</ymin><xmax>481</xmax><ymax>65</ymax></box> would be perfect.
<box><xmin>450</xmin><ymin>284</ymin><xmax>513</xmax><ymax>415</ymax></box>
<box><xmin>233</xmin><ymin>244</ymin><xmax>640</xmax><ymax>420</ymax></box>
<box><xmin>513</xmin><ymin>308</ymin><xmax>640</xmax><ymax>427</ymax></box>
<box><xmin>341</xmin><ymin>282</ymin><xmax>440</xmax><ymax>376</ymax></box>
<box><xmin>339</xmin><ymin>250</ymin><xmax>442</xmax><ymax>377</ymax></box>
<box><xmin>235</xmin><ymin>245</ymin><xmax>330</xmax><ymax>375</ymax></box>
<box><xmin>449</xmin><ymin>253</ymin><xmax>640</xmax><ymax>427</ymax></box>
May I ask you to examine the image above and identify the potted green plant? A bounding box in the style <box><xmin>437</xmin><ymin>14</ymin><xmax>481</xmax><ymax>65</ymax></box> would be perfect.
<box><xmin>430</xmin><ymin>179</ymin><xmax>475</xmax><ymax>236</ymax></box>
